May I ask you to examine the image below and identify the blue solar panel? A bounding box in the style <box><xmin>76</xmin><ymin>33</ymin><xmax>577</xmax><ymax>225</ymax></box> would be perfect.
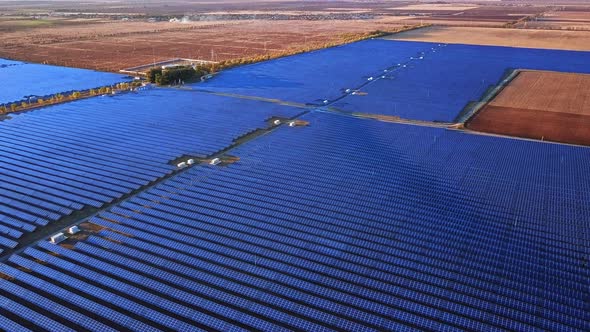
<box><xmin>0</xmin><ymin>314</ymin><xmax>31</xmax><ymax>332</ymax></box>
<box><xmin>192</xmin><ymin>39</ymin><xmax>431</xmax><ymax>104</ymax></box>
<box><xmin>79</xmin><ymin>111</ymin><xmax>590</xmax><ymax>330</ymax></box>
<box><xmin>0</xmin><ymin>59</ymin><xmax>128</xmax><ymax>105</ymax></box>
<box><xmin>0</xmin><ymin>88</ymin><xmax>301</xmax><ymax>252</ymax></box>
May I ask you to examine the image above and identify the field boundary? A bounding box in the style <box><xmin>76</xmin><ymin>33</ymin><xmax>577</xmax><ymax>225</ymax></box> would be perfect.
<box><xmin>0</xmin><ymin>81</ymin><xmax>141</xmax><ymax>119</ymax></box>
<box><xmin>455</xmin><ymin>68</ymin><xmax>521</xmax><ymax>124</ymax></box>
<box><xmin>458</xmin><ymin>127</ymin><xmax>590</xmax><ymax>149</ymax></box>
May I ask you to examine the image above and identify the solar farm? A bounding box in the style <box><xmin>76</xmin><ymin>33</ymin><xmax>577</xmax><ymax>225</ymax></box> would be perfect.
<box><xmin>0</xmin><ymin>36</ymin><xmax>589</xmax><ymax>332</ymax></box>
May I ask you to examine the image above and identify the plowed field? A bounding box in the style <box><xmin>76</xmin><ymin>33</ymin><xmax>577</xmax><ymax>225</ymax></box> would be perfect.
<box><xmin>468</xmin><ymin>71</ymin><xmax>590</xmax><ymax>146</ymax></box>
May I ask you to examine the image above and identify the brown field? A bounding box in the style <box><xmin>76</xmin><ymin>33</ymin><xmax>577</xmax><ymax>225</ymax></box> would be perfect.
<box><xmin>516</xmin><ymin>9</ymin><xmax>590</xmax><ymax>30</ymax></box>
<box><xmin>386</xmin><ymin>5</ymin><xmax>546</xmax><ymax>27</ymax></box>
<box><xmin>467</xmin><ymin>71</ymin><xmax>590</xmax><ymax>146</ymax></box>
<box><xmin>391</xmin><ymin>4</ymin><xmax>480</xmax><ymax>11</ymax></box>
<box><xmin>0</xmin><ymin>1</ymin><xmax>587</xmax><ymax>71</ymax></box>
<box><xmin>0</xmin><ymin>18</ymin><xmax>413</xmax><ymax>72</ymax></box>
<box><xmin>386</xmin><ymin>26</ymin><xmax>590</xmax><ymax>51</ymax></box>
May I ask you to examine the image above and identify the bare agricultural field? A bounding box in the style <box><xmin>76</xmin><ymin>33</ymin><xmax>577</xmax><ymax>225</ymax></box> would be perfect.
<box><xmin>467</xmin><ymin>71</ymin><xmax>590</xmax><ymax>146</ymax></box>
<box><xmin>386</xmin><ymin>26</ymin><xmax>590</xmax><ymax>51</ymax></box>
<box><xmin>0</xmin><ymin>17</ymin><xmax>109</xmax><ymax>33</ymax></box>
<box><xmin>402</xmin><ymin>19</ymin><xmax>505</xmax><ymax>27</ymax></box>
<box><xmin>386</xmin><ymin>5</ymin><xmax>545</xmax><ymax>27</ymax></box>
<box><xmin>517</xmin><ymin>10</ymin><xmax>590</xmax><ymax>30</ymax></box>
<box><xmin>0</xmin><ymin>0</ymin><xmax>413</xmax><ymax>15</ymax></box>
<box><xmin>489</xmin><ymin>71</ymin><xmax>590</xmax><ymax>114</ymax></box>
<box><xmin>0</xmin><ymin>19</ymin><xmax>415</xmax><ymax>71</ymax></box>
<box><xmin>390</xmin><ymin>4</ymin><xmax>480</xmax><ymax>11</ymax></box>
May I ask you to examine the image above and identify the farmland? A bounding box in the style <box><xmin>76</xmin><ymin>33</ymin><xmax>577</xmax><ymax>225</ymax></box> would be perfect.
<box><xmin>467</xmin><ymin>71</ymin><xmax>590</xmax><ymax>146</ymax></box>
<box><xmin>0</xmin><ymin>19</ymin><xmax>417</xmax><ymax>72</ymax></box>
<box><xmin>515</xmin><ymin>7</ymin><xmax>590</xmax><ymax>30</ymax></box>
<box><xmin>394</xmin><ymin>5</ymin><xmax>546</xmax><ymax>28</ymax></box>
<box><xmin>387</xmin><ymin>25</ymin><xmax>590</xmax><ymax>51</ymax></box>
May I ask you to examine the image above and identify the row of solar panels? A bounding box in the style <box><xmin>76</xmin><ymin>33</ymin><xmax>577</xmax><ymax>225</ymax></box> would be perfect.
<box><xmin>1</xmin><ymin>112</ymin><xmax>588</xmax><ymax>331</ymax></box>
<box><xmin>0</xmin><ymin>89</ymin><xmax>302</xmax><ymax>253</ymax></box>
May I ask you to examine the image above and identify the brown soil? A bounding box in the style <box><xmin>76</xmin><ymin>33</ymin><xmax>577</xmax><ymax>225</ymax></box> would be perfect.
<box><xmin>467</xmin><ymin>71</ymin><xmax>590</xmax><ymax>146</ymax></box>
<box><xmin>516</xmin><ymin>10</ymin><xmax>590</xmax><ymax>30</ymax></box>
<box><xmin>0</xmin><ymin>19</ymin><xmax>412</xmax><ymax>72</ymax></box>
<box><xmin>386</xmin><ymin>26</ymin><xmax>590</xmax><ymax>51</ymax></box>
<box><xmin>387</xmin><ymin>5</ymin><xmax>545</xmax><ymax>27</ymax></box>
<box><xmin>489</xmin><ymin>71</ymin><xmax>590</xmax><ymax>114</ymax></box>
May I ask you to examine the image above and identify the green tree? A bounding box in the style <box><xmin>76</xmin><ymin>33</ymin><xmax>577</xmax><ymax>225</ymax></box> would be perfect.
<box><xmin>155</xmin><ymin>66</ymin><xmax>199</xmax><ymax>86</ymax></box>
<box><xmin>147</xmin><ymin>67</ymin><xmax>163</xmax><ymax>83</ymax></box>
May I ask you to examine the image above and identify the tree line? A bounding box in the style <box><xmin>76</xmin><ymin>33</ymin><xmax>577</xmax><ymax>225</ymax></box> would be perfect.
<box><xmin>0</xmin><ymin>81</ymin><xmax>142</xmax><ymax>115</ymax></box>
<box><xmin>146</xmin><ymin>66</ymin><xmax>204</xmax><ymax>85</ymax></box>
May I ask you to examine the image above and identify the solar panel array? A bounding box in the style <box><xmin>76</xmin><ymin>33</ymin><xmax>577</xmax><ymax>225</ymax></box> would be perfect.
<box><xmin>193</xmin><ymin>39</ymin><xmax>431</xmax><ymax>104</ymax></box>
<box><xmin>0</xmin><ymin>88</ymin><xmax>301</xmax><ymax>253</ymax></box>
<box><xmin>1</xmin><ymin>112</ymin><xmax>588</xmax><ymax>331</ymax></box>
<box><xmin>332</xmin><ymin>42</ymin><xmax>590</xmax><ymax>122</ymax></box>
<box><xmin>1</xmin><ymin>39</ymin><xmax>590</xmax><ymax>332</ymax></box>
<box><xmin>195</xmin><ymin>40</ymin><xmax>590</xmax><ymax>122</ymax></box>
<box><xmin>0</xmin><ymin>58</ymin><xmax>128</xmax><ymax>105</ymax></box>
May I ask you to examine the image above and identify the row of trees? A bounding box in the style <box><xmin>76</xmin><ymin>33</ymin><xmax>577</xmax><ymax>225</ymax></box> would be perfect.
<box><xmin>0</xmin><ymin>91</ymin><xmax>82</xmax><ymax>114</ymax></box>
<box><xmin>146</xmin><ymin>66</ymin><xmax>203</xmax><ymax>85</ymax></box>
<box><xmin>203</xmin><ymin>27</ymin><xmax>425</xmax><ymax>73</ymax></box>
<box><xmin>0</xmin><ymin>81</ymin><xmax>143</xmax><ymax>115</ymax></box>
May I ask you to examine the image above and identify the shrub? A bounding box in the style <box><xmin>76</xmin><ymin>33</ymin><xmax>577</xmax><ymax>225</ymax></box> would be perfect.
<box><xmin>147</xmin><ymin>67</ymin><xmax>162</xmax><ymax>83</ymax></box>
